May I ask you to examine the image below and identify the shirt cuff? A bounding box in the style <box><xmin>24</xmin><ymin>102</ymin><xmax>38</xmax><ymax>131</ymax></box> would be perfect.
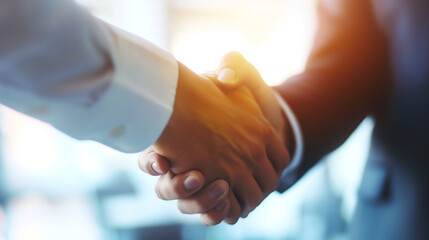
<box><xmin>28</xmin><ymin>22</ymin><xmax>178</xmax><ymax>153</ymax></box>
<box><xmin>0</xmin><ymin>2</ymin><xmax>178</xmax><ymax>154</ymax></box>
<box><xmin>273</xmin><ymin>91</ymin><xmax>304</xmax><ymax>192</ymax></box>
<box><xmin>90</xmin><ymin>24</ymin><xmax>178</xmax><ymax>153</ymax></box>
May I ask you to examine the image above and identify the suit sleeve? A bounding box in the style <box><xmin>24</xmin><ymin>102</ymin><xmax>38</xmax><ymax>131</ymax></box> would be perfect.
<box><xmin>275</xmin><ymin>0</ymin><xmax>389</xmax><ymax>191</ymax></box>
<box><xmin>0</xmin><ymin>0</ymin><xmax>178</xmax><ymax>153</ymax></box>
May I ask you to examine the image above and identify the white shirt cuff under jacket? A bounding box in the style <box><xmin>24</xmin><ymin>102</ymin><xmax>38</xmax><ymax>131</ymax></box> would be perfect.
<box><xmin>55</xmin><ymin>23</ymin><xmax>179</xmax><ymax>153</ymax></box>
<box><xmin>273</xmin><ymin>91</ymin><xmax>304</xmax><ymax>192</ymax></box>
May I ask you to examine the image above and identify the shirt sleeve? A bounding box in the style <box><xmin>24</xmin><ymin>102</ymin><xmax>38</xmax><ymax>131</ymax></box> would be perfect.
<box><xmin>0</xmin><ymin>0</ymin><xmax>178</xmax><ymax>153</ymax></box>
<box><xmin>273</xmin><ymin>91</ymin><xmax>304</xmax><ymax>192</ymax></box>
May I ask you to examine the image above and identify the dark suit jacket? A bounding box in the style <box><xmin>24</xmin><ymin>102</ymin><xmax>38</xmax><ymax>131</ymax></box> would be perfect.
<box><xmin>275</xmin><ymin>0</ymin><xmax>429</xmax><ymax>239</ymax></box>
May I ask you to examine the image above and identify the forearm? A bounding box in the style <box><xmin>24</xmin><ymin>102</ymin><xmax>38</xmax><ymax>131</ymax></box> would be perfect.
<box><xmin>273</xmin><ymin>0</ymin><xmax>388</xmax><ymax>186</ymax></box>
<box><xmin>0</xmin><ymin>0</ymin><xmax>113</xmax><ymax>103</ymax></box>
<box><xmin>0</xmin><ymin>0</ymin><xmax>178</xmax><ymax>152</ymax></box>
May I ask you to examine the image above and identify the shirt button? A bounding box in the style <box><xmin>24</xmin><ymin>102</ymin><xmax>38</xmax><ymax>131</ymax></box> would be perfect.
<box><xmin>109</xmin><ymin>125</ymin><xmax>125</xmax><ymax>138</ymax></box>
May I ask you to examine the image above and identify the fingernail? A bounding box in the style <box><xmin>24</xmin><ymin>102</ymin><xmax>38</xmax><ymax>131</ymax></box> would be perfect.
<box><xmin>241</xmin><ymin>211</ymin><xmax>249</xmax><ymax>218</ymax></box>
<box><xmin>151</xmin><ymin>162</ymin><xmax>162</xmax><ymax>175</ymax></box>
<box><xmin>215</xmin><ymin>200</ymin><xmax>226</xmax><ymax>212</ymax></box>
<box><xmin>184</xmin><ymin>173</ymin><xmax>201</xmax><ymax>190</ymax></box>
<box><xmin>209</xmin><ymin>184</ymin><xmax>225</xmax><ymax>200</ymax></box>
<box><xmin>225</xmin><ymin>217</ymin><xmax>238</xmax><ymax>225</ymax></box>
<box><xmin>218</xmin><ymin>68</ymin><xmax>237</xmax><ymax>83</ymax></box>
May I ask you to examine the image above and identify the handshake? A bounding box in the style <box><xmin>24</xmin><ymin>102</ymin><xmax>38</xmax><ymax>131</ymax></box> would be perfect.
<box><xmin>138</xmin><ymin>52</ymin><xmax>292</xmax><ymax>225</ymax></box>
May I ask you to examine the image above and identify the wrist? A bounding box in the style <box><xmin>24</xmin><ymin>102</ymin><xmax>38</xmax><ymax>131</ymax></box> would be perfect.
<box><xmin>154</xmin><ymin>61</ymin><xmax>224</xmax><ymax>173</ymax></box>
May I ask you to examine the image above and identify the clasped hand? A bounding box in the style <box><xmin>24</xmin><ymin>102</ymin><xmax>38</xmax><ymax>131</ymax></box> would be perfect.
<box><xmin>139</xmin><ymin>52</ymin><xmax>291</xmax><ymax>225</ymax></box>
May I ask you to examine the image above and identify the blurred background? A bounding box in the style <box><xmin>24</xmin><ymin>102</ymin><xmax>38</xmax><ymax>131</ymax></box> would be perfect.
<box><xmin>0</xmin><ymin>0</ymin><xmax>374</xmax><ymax>239</ymax></box>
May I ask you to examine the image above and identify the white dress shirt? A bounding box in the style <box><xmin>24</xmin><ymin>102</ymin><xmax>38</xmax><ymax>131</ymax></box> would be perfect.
<box><xmin>0</xmin><ymin>0</ymin><xmax>178</xmax><ymax>153</ymax></box>
<box><xmin>0</xmin><ymin>0</ymin><xmax>304</xmax><ymax>187</ymax></box>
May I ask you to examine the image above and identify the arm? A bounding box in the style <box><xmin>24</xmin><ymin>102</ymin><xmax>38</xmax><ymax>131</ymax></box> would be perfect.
<box><xmin>139</xmin><ymin>52</ymin><xmax>294</xmax><ymax>225</ymax></box>
<box><xmin>139</xmin><ymin>0</ymin><xmax>389</xmax><ymax>224</ymax></box>
<box><xmin>0</xmin><ymin>0</ymin><xmax>177</xmax><ymax>152</ymax></box>
<box><xmin>0</xmin><ymin>0</ymin><xmax>290</xmax><ymax>225</ymax></box>
<box><xmin>150</xmin><ymin>62</ymin><xmax>290</xmax><ymax>225</ymax></box>
<box><xmin>275</xmin><ymin>0</ymin><xmax>389</xmax><ymax>188</ymax></box>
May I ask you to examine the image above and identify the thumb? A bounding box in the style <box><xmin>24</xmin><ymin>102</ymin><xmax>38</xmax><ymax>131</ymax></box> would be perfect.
<box><xmin>215</xmin><ymin>51</ymin><xmax>268</xmax><ymax>103</ymax></box>
<box><xmin>203</xmin><ymin>67</ymin><xmax>244</xmax><ymax>91</ymax></box>
<box><xmin>214</xmin><ymin>52</ymin><xmax>286</xmax><ymax>142</ymax></box>
<box><xmin>216</xmin><ymin>68</ymin><xmax>242</xmax><ymax>89</ymax></box>
<box><xmin>212</xmin><ymin>51</ymin><xmax>264</xmax><ymax>91</ymax></box>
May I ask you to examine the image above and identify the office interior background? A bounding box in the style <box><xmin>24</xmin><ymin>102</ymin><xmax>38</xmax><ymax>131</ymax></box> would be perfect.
<box><xmin>0</xmin><ymin>0</ymin><xmax>375</xmax><ymax>239</ymax></box>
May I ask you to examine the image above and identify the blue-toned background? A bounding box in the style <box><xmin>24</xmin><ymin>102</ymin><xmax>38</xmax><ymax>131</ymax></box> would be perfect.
<box><xmin>0</xmin><ymin>0</ymin><xmax>374</xmax><ymax>239</ymax></box>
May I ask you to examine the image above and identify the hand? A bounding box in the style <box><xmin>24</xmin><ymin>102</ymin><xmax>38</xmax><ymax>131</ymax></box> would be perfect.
<box><xmin>139</xmin><ymin>61</ymin><xmax>290</xmax><ymax>225</ymax></box>
<box><xmin>139</xmin><ymin>54</ymin><xmax>292</xmax><ymax>225</ymax></box>
<box><xmin>213</xmin><ymin>52</ymin><xmax>288</xmax><ymax>146</ymax></box>
<box><xmin>139</xmin><ymin>147</ymin><xmax>232</xmax><ymax>225</ymax></box>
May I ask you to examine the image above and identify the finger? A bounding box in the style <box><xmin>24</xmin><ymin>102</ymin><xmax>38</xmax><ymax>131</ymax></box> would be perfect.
<box><xmin>224</xmin><ymin>191</ymin><xmax>241</xmax><ymax>225</ymax></box>
<box><xmin>219</xmin><ymin>53</ymin><xmax>281</xmax><ymax>124</ymax></box>
<box><xmin>177</xmin><ymin>180</ymin><xmax>229</xmax><ymax>214</ymax></box>
<box><xmin>215</xmin><ymin>51</ymin><xmax>263</xmax><ymax>91</ymax></box>
<box><xmin>215</xmin><ymin>52</ymin><xmax>288</xmax><ymax>139</ymax></box>
<box><xmin>266</xmin><ymin>133</ymin><xmax>291</xmax><ymax>177</ymax></box>
<box><xmin>138</xmin><ymin>147</ymin><xmax>170</xmax><ymax>176</ymax></box>
<box><xmin>155</xmin><ymin>170</ymin><xmax>204</xmax><ymax>200</ymax></box>
<box><xmin>201</xmin><ymin>71</ymin><xmax>217</xmax><ymax>80</ymax></box>
<box><xmin>233</xmin><ymin>176</ymin><xmax>264</xmax><ymax>218</ymax></box>
<box><xmin>215</xmin><ymin>53</ymin><xmax>288</xmax><ymax>135</ymax></box>
<box><xmin>204</xmin><ymin>70</ymin><xmax>240</xmax><ymax>92</ymax></box>
<box><xmin>253</xmin><ymin>155</ymin><xmax>279</xmax><ymax>198</ymax></box>
<box><xmin>216</xmin><ymin>68</ymin><xmax>243</xmax><ymax>90</ymax></box>
<box><xmin>200</xmin><ymin>198</ymin><xmax>230</xmax><ymax>226</ymax></box>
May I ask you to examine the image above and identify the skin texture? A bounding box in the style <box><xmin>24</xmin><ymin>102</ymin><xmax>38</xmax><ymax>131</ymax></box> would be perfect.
<box><xmin>213</xmin><ymin>52</ymin><xmax>289</xmax><ymax>149</ymax></box>
<box><xmin>139</xmin><ymin>53</ymin><xmax>293</xmax><ymax>225</ymax></box>
<box><xmin>140</xmin><ymin>60</ymin><xmax>290</xmax><ymax>225</ymax></box>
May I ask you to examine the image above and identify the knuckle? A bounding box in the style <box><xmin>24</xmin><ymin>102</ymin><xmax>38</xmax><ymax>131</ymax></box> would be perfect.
<box><xmin>186</xmin><ymin>196</ymin><xmax>212</xmax><ymax>213</ymax></box>
<box><xmin>255</xmin><ymin>191</ymin><xmax>264</xmax><ymax>206</ymax></box>
<box><xmin>201</xmin><ymin>214</ymin><xmax>221</xmax><ymax>226</ymax></box>
<box><xmin>172</xmin><ymin>179</ymin><xmax>185</xmax><ymax>198</ymax></box>
<box><xmin>247</xmin><ymin>192</ymin><xmax>263</xmax><ymax>213</ymax></box>
<box><xmin>267</xmin><ymin>177</ymin><xmax>279</xmax><ymax>194</ymax></box>
<box><xmin>177</xmin><ymin>201</ymin><xmax>188</xmax><ymax>214</ymax></box>
<box><xmin>226</xmin><ymin>51</ymin><xmax>244</xmax><ymax>60</ymax></box>
<box><xmin>219</xmin><ymin>180</ymin><xmax>230</xmax><ymax>194</ymax></box>
<box><xmin>192</xmin><ymin>201</ymin><xmax>206</xmax><ymax>213</ymax></box>
<box><xmin>154</xmin><ymin>182</ymin><xmax>166</xmax><ymax>200</ymax></box>
<box><xmin>227</xmin><ymin>205</ymin><xmax>241</xmax><ymax>220</ymax></box>
<box><xmin>257</xmin><ymin>165</ymin><xmax>279</xmax><ymax>195</ymax></box>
